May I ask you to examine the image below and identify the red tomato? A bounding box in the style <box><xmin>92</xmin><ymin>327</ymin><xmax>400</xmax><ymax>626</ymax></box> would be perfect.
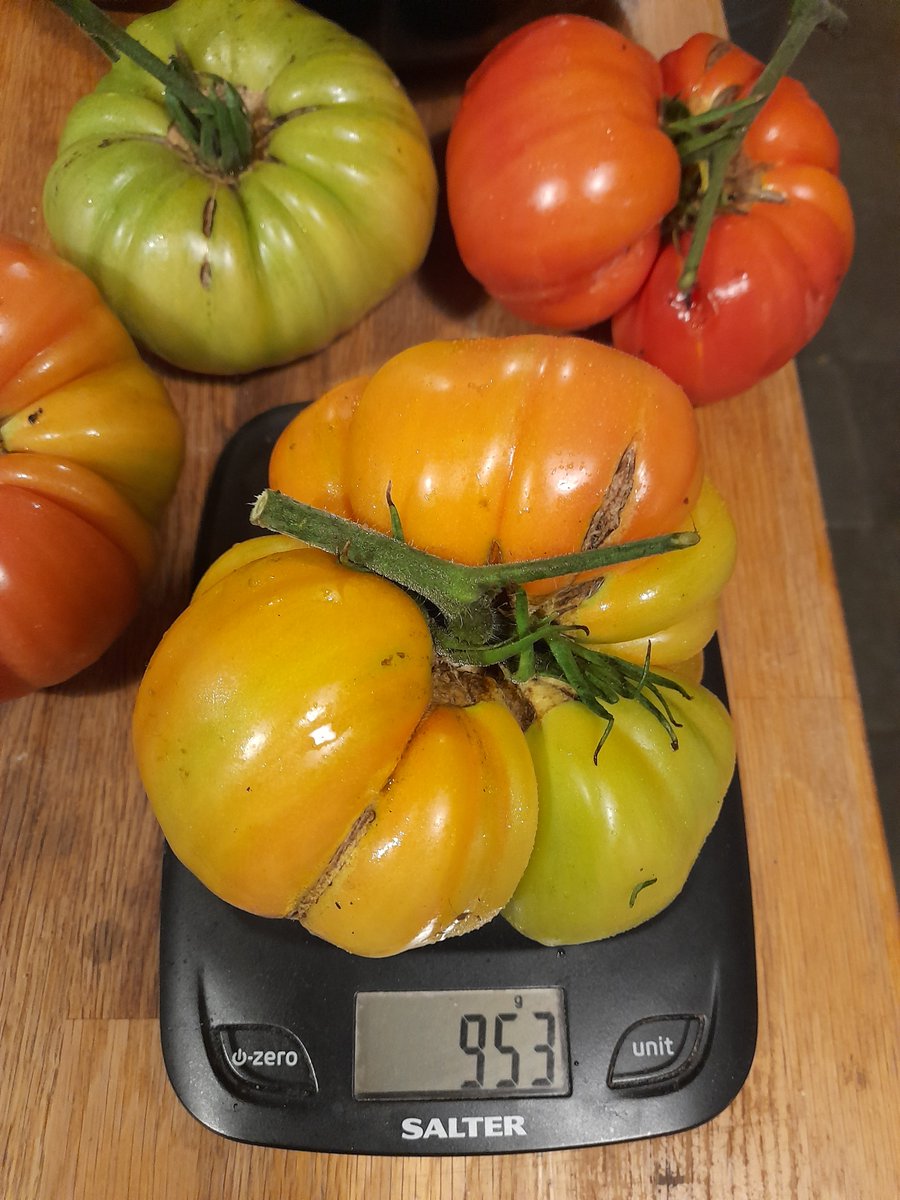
<box><xmin>446</xmin><ymin>17</ymin><xmax>853</xmax><ymax>405</ymax></box>
<box><xmin>612</xmin><ymin>33</ymin><xmax>855</xmax><ymax>404</ymax></box>
<box><xmin>0</xmin><ymin>237</ymin><xmax>183</xmax><ymax>701</ymax></box>
<box><xmin>445</xmin><ymin>15</ymin><xmax>681</xmax><ymax>328</ymax></box>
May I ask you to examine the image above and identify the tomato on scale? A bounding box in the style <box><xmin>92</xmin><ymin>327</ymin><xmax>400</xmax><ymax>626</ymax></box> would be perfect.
<box><xmin>134</xmin><ymin>337</ymin><xmax>737</xmax><ymax>955</ymax></box>
<box><xmin>446</xmin><ymin>0</ymin><xmax>853</xmax><ymax>404</ymax></box>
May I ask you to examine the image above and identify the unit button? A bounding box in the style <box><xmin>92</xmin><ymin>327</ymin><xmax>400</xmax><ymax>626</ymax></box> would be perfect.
<box><xmin>607</xmin><ymin>1015</ymin><xmax>704</xmax><ymax>1090</ymax></box>
<box><xmin>213</xmin><ymin>1023</ymin><xmax>318</xmax><ymax>1102</ymax></box>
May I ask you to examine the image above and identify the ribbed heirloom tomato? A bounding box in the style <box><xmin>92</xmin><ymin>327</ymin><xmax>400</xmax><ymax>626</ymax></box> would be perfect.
<box><xmin>43</xmin><ymin>0</ymin><xmax>437</xmax><ymax>374</ymax></box>
<box><xmin>612</xmin><ymin>31</ymin><xmax>855</xmax><ymax>403</ymax></box>
<box><xmin>445</xmin><ymin>16</ymin><xmax>681</xmax><ymax>329</ymax></box>
<box><xmin>0</xmin><ymin>236</ymin><xmax>183</xmax><ymax>702</ymax></box>
<box><xmin>269</xmin><ymin>336</ymin><xmax>736</xmax><ymax>668</ymax></box>
<box><xmin>133</xmin><ymin>335</ymin><xmax>737</xmax><ymax>955</ymax></box>
<box><xmin>133</xmin><ymin>535</ymin><xmax>539</xmax><ymax>957</ymax></box>
<box><xmin>446</xmin><ymin>6</ymin><xmax>854</xmax><ymax>404</ymax></box>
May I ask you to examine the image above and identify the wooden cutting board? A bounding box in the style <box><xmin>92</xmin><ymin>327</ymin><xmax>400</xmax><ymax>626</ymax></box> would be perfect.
<box><xmin>0</xmin><ymin>2</ymin><xmax>897</xmax><ymax>1196</ymax></box>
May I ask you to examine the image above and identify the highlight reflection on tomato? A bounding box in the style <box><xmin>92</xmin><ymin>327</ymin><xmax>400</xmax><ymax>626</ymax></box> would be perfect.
<box><xmin>133</xmin><ymin>537</ymin><xmax>539</xmax><ymax>957</ymax></box>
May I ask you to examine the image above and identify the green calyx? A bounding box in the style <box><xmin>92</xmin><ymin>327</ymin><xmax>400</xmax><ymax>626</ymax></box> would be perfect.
<box><xmin>660</xmin><ymin>0</ymin><xmax>848</xmax><ymax>296</ymax></box>
<box><xmin>438</xmin><ymin>590</ymin><xmax>689</xmax><ymax>753</ymax></box>
<box><xmin>49</xmin><ymin>0</ymin><xmax>255</xmax><ymax>176</ymax></box>
<box><xmin>251</xmin><ymin>489</ymin><xmax>698</xmax><ymax>749</ymax></box>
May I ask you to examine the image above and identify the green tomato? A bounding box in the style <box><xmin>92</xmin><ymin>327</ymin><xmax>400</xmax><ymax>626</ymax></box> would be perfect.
<box><xmin>504</xmin><ymin>677</ymin><xmax>735</xmax><ymax>945</ymax></box>
<box><xmin>43</xmin><ymin>0</ymin><xmax>437</xmax><ymax>375</ymax></box>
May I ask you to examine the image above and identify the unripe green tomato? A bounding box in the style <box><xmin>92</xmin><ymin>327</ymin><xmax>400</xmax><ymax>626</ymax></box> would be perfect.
<box><xmin>44</xmin><ymin>0</ymin><xmax>437</xmax><ymax>374</ymax></box>
<box><xmin>504</xmin><ymin>676</ymin><xmax>735</xmax><ymax>945</ymax></box>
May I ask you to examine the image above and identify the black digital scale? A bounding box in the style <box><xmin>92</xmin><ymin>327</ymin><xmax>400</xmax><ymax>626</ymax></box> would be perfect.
<box><xmin>159</xmin><ymin>405</ymin><xmax>757</xmax><ymax>1155</ymax></box>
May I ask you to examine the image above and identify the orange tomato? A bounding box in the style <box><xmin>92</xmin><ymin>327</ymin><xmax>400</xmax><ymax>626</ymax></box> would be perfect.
<box><xmin>0</xmin><ymin>236</ymin><xmax>183</xmax><ymax>701</ymax></box>
<box><xmin>269</xmin><ymin>336</ymin><xmax>703</xmax><ymax>596</ymax></box>
<box><xmin>445</xmin><ymin>15</ymin><xmax>681</xmax><ymax>327</ymax></box>
<box><xmin>133</xmin><ymin>536</ymin><xmax>538</xmax><ymax>956</ymax></box>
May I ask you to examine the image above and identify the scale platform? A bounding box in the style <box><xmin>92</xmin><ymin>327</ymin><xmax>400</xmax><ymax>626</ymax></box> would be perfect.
<box><xmin>159</xmin><ymin>405</ymin><xmax>757</xmax><ymax>1155</ymax></box>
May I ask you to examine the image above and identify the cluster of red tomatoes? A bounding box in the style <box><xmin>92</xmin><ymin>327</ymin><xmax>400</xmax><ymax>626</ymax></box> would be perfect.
<box><xmin>446</xmin><ymin>13</ymin><xmax>854</xmax><ymax>405</ymax></box>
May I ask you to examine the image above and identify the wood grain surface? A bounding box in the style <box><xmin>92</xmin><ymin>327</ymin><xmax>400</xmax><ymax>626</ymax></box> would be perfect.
<box><xmin>1</xmin><ymin>2</ymin><xmax>897</xmax><ymax>1197</ymax></box>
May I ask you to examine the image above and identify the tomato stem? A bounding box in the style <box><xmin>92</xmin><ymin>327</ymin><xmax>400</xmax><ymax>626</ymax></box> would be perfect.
<box><xmin>663</xmin><ymin>95</ymin><xmax>762</xmax><ymax>135</ymax></box>
<box><xmin>251</xmin><ymin>488</ymin><xmax>698</xmax><ymax>631</ymax></box>
<box><xmin>251</xmin><ymin>489</ymin><xmax>697</xmax><ymax>745</ymax></box>
<box><xmin>671</xmin><ymin>0</ymin><xmax>846</xmax><ymax>295</ymax></box>
<box><xmin>48</xmin><ymin>0</ymin><xmax>254</xmax><ymax>176</ymax></box>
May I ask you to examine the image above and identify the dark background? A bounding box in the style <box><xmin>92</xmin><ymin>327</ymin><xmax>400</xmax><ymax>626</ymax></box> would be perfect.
<box><xmin>758</xmin><ymin>0</ymin><xmax>899</xmax><ymax>890</ymax></box>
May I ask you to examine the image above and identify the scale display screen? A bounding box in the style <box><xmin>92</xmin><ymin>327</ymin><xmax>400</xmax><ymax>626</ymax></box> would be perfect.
<box><xmin>354</xmin><ymin>988</ymin><xmax>570</xmax><ymax>1099</ymax></box>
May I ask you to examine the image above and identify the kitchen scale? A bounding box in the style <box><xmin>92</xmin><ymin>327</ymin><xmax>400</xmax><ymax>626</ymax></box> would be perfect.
<box><xmin>158</xmin><ymin>404</ymin><xmax>757</xmax><ymax>1155</ymax></box>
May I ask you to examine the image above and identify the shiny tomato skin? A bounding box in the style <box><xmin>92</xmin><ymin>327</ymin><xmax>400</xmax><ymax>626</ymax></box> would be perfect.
<box><xmin>270</xmin><ymin>336</ymin><xmax>703</xmax><ymax>592</ymax></box>
<box><xmin>133</xmin><ymin>538</ymin><xmax>538</xmax><ymax>956</ymax></box>
<box><xmin>613</xmin><ymin>33</ymin><xmax>854</xmax><ymax>404</ymax></box>
<box><xmin>504</xmin><ymin>676</ymin><xmax>735</xmax><ymax>945</ymax></box>
<box><xmin>660</xmin><ymin>33</ymin><xmax>840</xmax><ymax>170</ymax></box>
<box><xmin>612</xmin><ymin>187</ymin><xmax>852</xmax><ymax>405</ymax></box>
<box><xmin>43</xmin><ymin>0</ymin><xmax>437</xmax><ymax>375</ymax></box>
<box><xmin>446</xmin><ymin>15</ymin><xmax>681</xmax><ymax>327</ymax></box>
<box><xmin>0</xmin><ymin>236</ymin><xmax>183</xmax><ymax>701</ymax></box>
<box><xmin>572</xmin><ymin>476</ymin><xmax>736</xmax><ymax>667</ymax></box>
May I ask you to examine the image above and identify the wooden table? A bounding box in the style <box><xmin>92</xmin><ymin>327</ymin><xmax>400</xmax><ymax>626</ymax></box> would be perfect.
<box><xmin>1</xmin><ymin>2</ymin><xmax>897</xmax><ymax>1196</ymax></box>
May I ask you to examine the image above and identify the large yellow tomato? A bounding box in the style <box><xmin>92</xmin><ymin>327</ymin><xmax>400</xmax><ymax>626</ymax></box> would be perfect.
<box><xmin>133</xmin><ymin>536</ymin><xmax>538</xmax><ymax>957</ymax></box>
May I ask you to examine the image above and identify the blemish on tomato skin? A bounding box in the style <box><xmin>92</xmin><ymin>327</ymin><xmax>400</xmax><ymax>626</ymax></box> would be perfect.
<box><xmin>202</xmin><ymin>194</ymin><xmax>217</xmax><ymax>238</ymax></box>
<box><xmin>199</xmin><ymin>259</ymin><xmax>212</xmax><ymax>289</ymax></box>
<box><xmin>27</xmin><ymin>407</ymin><xmax>43</xmax><ymax>425</ymax></box>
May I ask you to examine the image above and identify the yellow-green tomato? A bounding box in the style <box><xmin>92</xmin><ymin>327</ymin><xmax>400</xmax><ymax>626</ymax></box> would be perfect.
<box><xmin>569</xmin><ymin>477</ymin><xmax>737</xmax><ymax>668</ymax></box>
<box><xmin>43</xmin><ymin>0</ymin><xmax>437</xmax><ymax>374</ymax></box>
<box><xmin>503</xmin><ymin>677</ymin><xmax>735</xmax><ymax>945</ymax></box>
<box><xmin>132</xmin><ymin>537</ymin><xmax>538</xmax><ymax>956</ymax></box>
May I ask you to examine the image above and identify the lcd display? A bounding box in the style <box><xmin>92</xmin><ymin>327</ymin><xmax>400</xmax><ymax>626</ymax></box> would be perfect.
<box><xmin>354</xmin><ymin>987</ymin><xmax>570</xmax><ymax>1099</ymax></box>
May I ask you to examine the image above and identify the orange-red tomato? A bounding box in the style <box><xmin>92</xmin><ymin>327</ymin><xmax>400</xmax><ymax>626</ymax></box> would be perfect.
<box><xmin>446</xmin><ymin>16</ymin><xmax>853</xmax><ymax>405</ymax></box>
<box><xmin>0</xmin><ymin>236</ymin><xmax>183</xmax><ymax>701</ymax></box>
<box><xmin>445</xmin><ymin>15</ymin><xmax>681</xmax><ymax>328</ymax></box>
<box><xmin>612</xmin><ymin>33</ymin><xmax>855</xmax><ymax>404</ymax></box>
